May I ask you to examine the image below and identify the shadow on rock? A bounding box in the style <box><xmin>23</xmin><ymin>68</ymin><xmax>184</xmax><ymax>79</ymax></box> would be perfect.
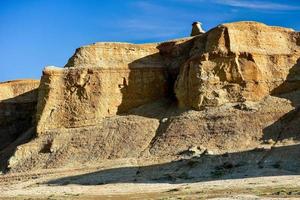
<box><xmin>0</xmin><ymin>89</ymin><xmax>38</xmax><ymax>172</ymax></box>
<box><xmin>263</xmin><ymin>58</ymin><xmax>300</xmax><ymax>142</ymax></box>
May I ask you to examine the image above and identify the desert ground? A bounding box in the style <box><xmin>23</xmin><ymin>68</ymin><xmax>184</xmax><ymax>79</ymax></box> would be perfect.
<box><xmin>1</xmin><ymin>156</ymin><xmax>300</xmax><ymax>200</ymax></box>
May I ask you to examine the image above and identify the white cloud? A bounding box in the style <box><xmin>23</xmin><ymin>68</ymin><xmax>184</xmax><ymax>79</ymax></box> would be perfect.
<box><xmin>214</xmin><ymin>0</ymin><xmax>300</xmax><ymax>11</ymax></box>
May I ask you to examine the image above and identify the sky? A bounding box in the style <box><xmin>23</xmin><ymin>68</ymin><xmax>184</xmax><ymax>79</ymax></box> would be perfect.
<box><xmin>0</xmin><ymin>0</ymin><xmax>299</xmax><ymax>82</ymax></box>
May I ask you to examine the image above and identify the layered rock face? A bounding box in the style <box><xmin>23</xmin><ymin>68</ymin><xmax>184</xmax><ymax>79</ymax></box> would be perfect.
<box><xmin>36</xmin><ymin>43</ymin><xmax>171</xmax><ymax>134</ymax></box>
<box><xmin>0</xmin><ymin>80</ymin><xmax>39</xmax><ymax>150</ymax></box>
<box><xmin>175</xmin><ymin>22</ymin><xmax>300</xmax><ymax>109</ymax></box>
<box><xmin>36</xmin><ymin>39</ymin><xmax>195</xmax><ymax>134</ymax></box>
<box><xmin>1</xmin><ymin>21</ymin><xmax>300</xmax><ymax>173</ymax></box>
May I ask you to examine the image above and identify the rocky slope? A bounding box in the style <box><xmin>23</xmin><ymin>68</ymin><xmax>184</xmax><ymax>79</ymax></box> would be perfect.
<box><xmin>0</xmin><ymin>21</ymin><xmax>299</xmax><ymax>175</ymax></box>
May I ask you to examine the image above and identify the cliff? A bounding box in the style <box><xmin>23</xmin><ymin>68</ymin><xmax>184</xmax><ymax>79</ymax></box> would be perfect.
<box><xmin>176</xmin><ymin>21</ymin><xmax>300</xmax><ymax>109</ymax></box>
<box><xmin>0</xmin><ymin>80</ymin><xmax>39</xmax><ymax>151</ymax></box>
<box><xmin>0</xmin><ymin>21</ymin><xmax>299</xmax><ymax>173</ymax></box>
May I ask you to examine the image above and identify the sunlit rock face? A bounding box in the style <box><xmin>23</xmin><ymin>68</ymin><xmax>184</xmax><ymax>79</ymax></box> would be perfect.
<box><xmin>36</xmin><ymin>22</ymin><xmax>300</xmax><ymax>135</ymax></box>
<box><xmin>175</xmin><ymin>21</ymin><xmax>300</xmax><ymax>110</ymax></box>
<box><xmin>36</xmin><ymin>43</ymin><xmax>170</xmax><ymax>134</ymax></box>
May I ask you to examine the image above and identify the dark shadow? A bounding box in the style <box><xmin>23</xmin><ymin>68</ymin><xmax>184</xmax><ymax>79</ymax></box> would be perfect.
<box><xmin>116</xmin><ymin>52</ymin><xmax>169</xmax><ymax>114</ymax></box>
<box><xmin>47</xmin><ymin>143</ymin><xmax>300</xmax><ymax>185</ymax></box>
<box><xmin>115</xmin><ymin>38</ymin><xmax>199</xmax><ymax>154</ymax></box>
<box><xmin>262</xmin><ymin>58</ymin><xmax>300</xmax><ymax>142</ymax></box>
<box><xmin>0</xmin><ymin>89</ymin><xmax>38</xmax><ymax>150</ymax></box>
<box><xmin>116</xmin><ymin>37</ymin><xmax>197</xmax><ymax>116</ymax></box>
<box><xmin>0</xmin><ymin>89</ymin><xmax>38</xmax><ymax>171</ymax></box>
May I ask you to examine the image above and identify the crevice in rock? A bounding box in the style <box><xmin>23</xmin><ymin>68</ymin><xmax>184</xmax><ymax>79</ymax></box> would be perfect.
<box><xmin>223</xmin><ymin>27</ymin><xmax>231</xmax><ymax>52</ymax></box>
<box><xmin>39</xmin><ymin>139</ymin><xmax>53</xmax><ymax>154</ymax></box>
<box><xmin>157</xmin><ymin>38</ymin><xmax>197</xmax><ymax>104</ymax></box>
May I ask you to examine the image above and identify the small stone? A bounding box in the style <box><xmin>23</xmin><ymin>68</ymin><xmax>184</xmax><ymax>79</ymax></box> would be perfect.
<box><xmin>188</xmin><ymin>146</ymin><xmax>206</xmax><ymax>156</ymax></box>
<box><xmin>266</xmin><ymin>139</ymin><xmax>275</xmax><ymax>144</ymax></box>
<box><xmin>204</xmin><ymin>149</ymin><xmax>214</xmax><ymax>155</ymax></box>
<box><xmin>161</xmin><ymin>118</ymin><xmax>168</xmax><ymax>123</ymax></box>
<box><xmin>254</xmin><ymin>146</ymin><xmax>271</xmax><ymax>152</ymax></box>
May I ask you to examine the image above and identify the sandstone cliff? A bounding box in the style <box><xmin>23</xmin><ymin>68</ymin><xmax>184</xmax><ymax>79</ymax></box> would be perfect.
<box><xmin>36</xmin><ymin>43</ymin><xmax>170</xmax><ymax>133</ymax></box>
<box><xmin>36</xmin><ymin>40</ymin><xmax>193</xmax><ymax>134</ymax></box>
<box><xmin>175</xmin><ymin>22</ymin><xmax>300</xmax><ymax>109</ymax></box>
<box><xmin>0</xmin><ymin>21</ymin><xmax>299</xmax><ymax>173</ymax></box>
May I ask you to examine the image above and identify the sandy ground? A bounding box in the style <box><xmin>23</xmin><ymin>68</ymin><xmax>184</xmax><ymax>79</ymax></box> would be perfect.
<box><xmin>1</xmin><ymin>159</ymin><xmax>300</xmax><ymax>200</ymax></box>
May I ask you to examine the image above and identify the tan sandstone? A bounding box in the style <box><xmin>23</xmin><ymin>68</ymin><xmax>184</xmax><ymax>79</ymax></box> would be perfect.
<box><xmin>36</xmin><ymin>43</ymin><xmax>171</xmax><ymax>134</ymax></box>
<box><xmin>175</xmin><ymin>21</ymin><xmax>300</xmax><ymax>110</ymax></box>
<box><xmin>0</xmin><ymin>21</ymin><xmax>299</xmax><ymax>174</ymax></box>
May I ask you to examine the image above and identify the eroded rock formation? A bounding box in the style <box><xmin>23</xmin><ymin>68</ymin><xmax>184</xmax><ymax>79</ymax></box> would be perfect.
<box><xmin>36</xmin><ymin>43</ymin><xmax>170</xmax><ymax>134</ymax></box>
<box><xmin>175</xmin><ymin>22</ymin><xmax>300</xmax><ymax>110</ymax></box>
<box><xmin>0</xmin><ymin>21</ymin><xmax>299</xmax><ymax>173</ymax></box>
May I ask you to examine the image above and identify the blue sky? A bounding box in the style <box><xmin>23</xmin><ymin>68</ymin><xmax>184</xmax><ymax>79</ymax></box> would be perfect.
<box><xmin>0</xmin><ymin>0</ymin><xmax>299</xmax><ymax>82</ymax></box>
